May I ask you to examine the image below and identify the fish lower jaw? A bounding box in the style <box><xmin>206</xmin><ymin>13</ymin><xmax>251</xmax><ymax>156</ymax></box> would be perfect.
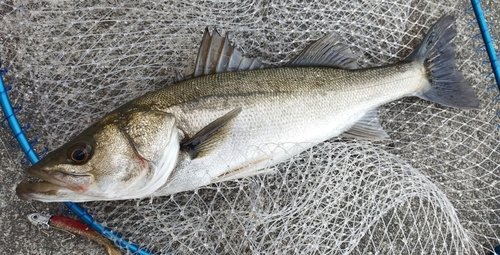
<box><xmin>16</xmin><ymin>174</ymin><xmax>92</xmax><ymax>202</ymax></box>
<box><xmin>21</xmin><ymin>180</ymin><xmax>58</xmax><ymax>191</ymax></box>
<box><xmin>16</xmin><ymin>179</ymin><xmax>97</xmax><ymax>202</ymax></box>
<box><xmin>16</xmin><ymin>180</ymin><xmax>64</xmax><ymax>200</ymax></box>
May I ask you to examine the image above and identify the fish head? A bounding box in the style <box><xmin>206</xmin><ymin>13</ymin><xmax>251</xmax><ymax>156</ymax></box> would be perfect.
<box><xmin>16</xmin><ymin>108</ymin><xmax>181</xmax><ymax>202</ymax></box>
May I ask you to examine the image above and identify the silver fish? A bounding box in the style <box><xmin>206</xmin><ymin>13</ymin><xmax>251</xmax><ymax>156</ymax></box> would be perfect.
<box><xmin>17</xmin><ymin>16</ymin><xmax>478</xmax><ymax>202</ymax></box>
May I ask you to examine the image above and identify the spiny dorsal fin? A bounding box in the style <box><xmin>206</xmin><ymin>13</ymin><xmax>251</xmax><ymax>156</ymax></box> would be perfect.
<box><xmin>288</xmin><ymin>34</ymin><xmax>358</xmax><ymax>69</ymax></box>
<box><xmin>193</xmin><ymin>28</ymin><xmax>264</xmax><ymax>78</ymax></box>
<box><xmin>181</xmin><ymin>108</ymin><xmax>242</xmax><ymax>158</ymax></box>
<box><xmin>342</xmin><ymin>109</ymin><xmax>389</xmax><ymax>140</ymax></box>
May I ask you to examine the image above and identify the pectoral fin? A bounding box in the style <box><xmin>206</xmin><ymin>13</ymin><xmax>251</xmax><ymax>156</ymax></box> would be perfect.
<box><xmin>342</xmin><ymin>109</ymin><xmax>389</xmax><ymax>140</ymax></box>
<box><xmin>181</xmin><ymin>108</ymin><xmax>242</xmax><ymax>159</ymax></box>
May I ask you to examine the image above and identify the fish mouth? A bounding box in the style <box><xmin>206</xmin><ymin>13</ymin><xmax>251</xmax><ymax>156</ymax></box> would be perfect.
<box><xmin>16</xmin><ymin>168</ymin><xmax>92</xmax><ymax>200</ymax></box>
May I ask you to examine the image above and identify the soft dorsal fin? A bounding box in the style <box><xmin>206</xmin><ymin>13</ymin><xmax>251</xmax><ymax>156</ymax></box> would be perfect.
<box><xmin>181</xmin><ymin>108</ymin><xmax>242</xmax><ymax>158</ymax></box>
<box><xmin>193</xmin><ymin>28</ymin><xmax>264</xmax><ymax>77</ymax></box>
<box><xmin>342</xmin><ymin>109</ymin><xmax>389</xmax><ymax>140</ymax></box>
<box><xmin>288</xmin><ymin>34</ymin><xmax>358</xmax><ymax>69</ymax></box>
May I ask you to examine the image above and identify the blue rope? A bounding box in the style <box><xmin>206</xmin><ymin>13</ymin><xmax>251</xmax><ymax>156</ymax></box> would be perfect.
<box><xmin>0</xmin><ymin>67</ymin><xmax>152</xmax><ymax>255</ymax></box>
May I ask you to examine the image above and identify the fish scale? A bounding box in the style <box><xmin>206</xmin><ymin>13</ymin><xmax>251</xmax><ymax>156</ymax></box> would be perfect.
<box><xmin>136</xmin><ymin>64</ymin><xmax>425</xmax><ymax>138</ymax></box>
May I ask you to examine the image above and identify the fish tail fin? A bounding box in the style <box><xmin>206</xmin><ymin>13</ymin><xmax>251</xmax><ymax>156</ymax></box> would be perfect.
<box><xmin>407</xmin><ymin>15</ymin><xmax>479</xmax><ymax>109</ymax></box>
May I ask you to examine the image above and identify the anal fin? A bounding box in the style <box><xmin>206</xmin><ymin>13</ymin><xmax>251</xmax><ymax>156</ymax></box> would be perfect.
<box><xmin>342</xmin><ymin>109</ymin><xmax>389</xmax><ymax>140</ymax></box>
<box><xmin>181</xmin><ymin>108</ymin><xmax>242</xmax><ymax>158</ymax></box>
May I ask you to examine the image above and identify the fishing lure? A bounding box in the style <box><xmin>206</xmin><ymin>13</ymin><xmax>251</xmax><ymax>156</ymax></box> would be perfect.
<box><xmin>28</xmin><ymin>212</ymin><xmax>122</xmax><ymax>255</ymax></box>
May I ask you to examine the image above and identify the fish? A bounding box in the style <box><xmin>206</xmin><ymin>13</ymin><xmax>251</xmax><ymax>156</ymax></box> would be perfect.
<box><xmin>16</xmin><ymin>15</ymin><xmax>478</xmax><ymax>202</ymax></box>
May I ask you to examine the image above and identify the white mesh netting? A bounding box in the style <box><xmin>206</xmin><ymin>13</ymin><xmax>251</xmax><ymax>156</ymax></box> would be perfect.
<box><xmin>1</xmin><ymin>0</ymin><xmax>499</xmax><ymax>254</ymax></box>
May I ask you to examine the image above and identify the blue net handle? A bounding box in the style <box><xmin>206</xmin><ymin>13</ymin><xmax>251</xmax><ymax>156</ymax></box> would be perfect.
<box><xmin>470</xmin><ymin>1</ymin><xmax>500</xmax><ymax>254</ymax></box>
<box><xmin>0</xmin><ymin>68</ymin><xmax>152</xmax><ymax>255</ymax></box>
<box><xmin>471</xmin><ymin>0</ymin><xmax>500</xmax><ymax>93</ymax></box>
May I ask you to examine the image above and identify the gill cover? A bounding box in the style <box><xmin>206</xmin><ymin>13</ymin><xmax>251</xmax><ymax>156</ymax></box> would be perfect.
<box><xmin>113</xmin><ymin>109</ymin><xmax>180</xmax><ymax>199</ymax></box>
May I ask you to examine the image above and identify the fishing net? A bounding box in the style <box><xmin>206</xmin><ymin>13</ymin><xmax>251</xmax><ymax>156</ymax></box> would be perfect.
<box><xmin>1</xmin><ymin>0</ymin><xmax>499</xmax><ymax>254</ymax></box>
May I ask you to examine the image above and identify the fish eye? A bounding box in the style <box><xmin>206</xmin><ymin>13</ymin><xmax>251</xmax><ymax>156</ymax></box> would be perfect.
<box><xmin>67</xmin><ymin>142</ymin><xmax>92</xmax><ymax>164</ymax></box>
